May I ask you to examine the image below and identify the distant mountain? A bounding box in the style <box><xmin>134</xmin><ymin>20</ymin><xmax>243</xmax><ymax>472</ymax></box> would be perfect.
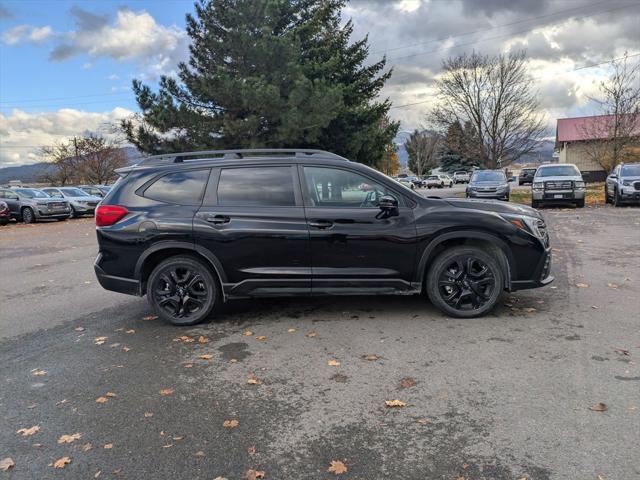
<box><xmin>0</xmin><ymin>147</ymin><xmax>142</xmax><ymax>185</ymax></box>
<box><xmin>513</xmin><ymin>140</ymin><xmax>556</xmax><ymax>165</ymax></box>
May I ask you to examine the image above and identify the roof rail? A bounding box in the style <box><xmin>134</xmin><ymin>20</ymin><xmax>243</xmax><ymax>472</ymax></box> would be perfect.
<box><xmin>134</xmin><ymin>148</ymin><xmax>348</xmax><ymax>166</ymax></box>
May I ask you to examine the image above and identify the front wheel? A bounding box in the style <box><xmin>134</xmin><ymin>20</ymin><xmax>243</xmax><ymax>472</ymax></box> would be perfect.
<box><xmin>426</xmin><ymin>246</ymin><xmax>504</xmax><ymax>318</ymax></box>
<box><xmin>147</xmin><ymin>256</ymin><xmax>218</xmax><ymax>326</ymax></box>
<box><xmin>604</xmin><ymin>186</ymin><xmax>611</xmax><ymax>204</ymax></box>
<box><xmin>576</xmin><ymin>198</ymin><xmax>585</xmax><ymax>208</ymax></box>
<box><xmin>22</xmin><ymin>207</ymin><xmax>35</xmax><ymax>224</ymax></box>
<box><xmin>612</xmin><ymin>188</ymin><xmax>621</xmax><ymax>207</ymax></box>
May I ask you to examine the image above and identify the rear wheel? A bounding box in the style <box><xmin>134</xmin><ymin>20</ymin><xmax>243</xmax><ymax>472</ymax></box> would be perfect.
<box><xmin>426</xmin><ymin>246</ymin><xmax>504</xmax><ymax>318</ymax></box>
<box><xmin>22</xmin><ymin>207</ymin><xmax>35</xmax><ymax>224</ymax></box>
<box><xmin>69</xmin><ymin>206</ymin><xmax>78</xmax><ymax>218</ymax></box>
<box><xmin>147</xmin><ymin>256</ymin><xmax>218</xmax><ymax>326</ymax></box>
<box><xmin>531</xmin><ymin>200</ymin><xmax>540</xmax><ymax>208</ymax></box>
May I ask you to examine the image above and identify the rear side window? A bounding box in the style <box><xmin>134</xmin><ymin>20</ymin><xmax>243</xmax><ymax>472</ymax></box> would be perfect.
<box><xmin>217</xmin><ymin>167</ymin><xmax>295</xmax><ymax>207</ymax></box>
<box><xmin>144</xmin><ymin>169</ymin><xmax>209</xmax><ymax>205</ymax></box>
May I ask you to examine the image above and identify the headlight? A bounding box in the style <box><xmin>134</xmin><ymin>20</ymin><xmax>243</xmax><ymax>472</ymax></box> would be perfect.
<box><xmin>622</xmin><ymin>180</ymin><xmax>632</xmax><ymax>186</ymax></box>
<box><xmin>501</xmin><ymin>214</ymin><xmax>546</xmax><ymax>239</ymax></box>
<box><xmin>575</xmin><ymin>181</ymin><xmax>585</xmax><ymax>189</ymax></box>
<box><xmin>532</xmin><ymin>182</ymin><xmax>544</xmax><ymax>190</ymax></box>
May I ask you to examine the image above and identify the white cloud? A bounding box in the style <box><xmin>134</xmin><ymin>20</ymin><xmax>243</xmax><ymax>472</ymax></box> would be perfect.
<box><xmin>0</xmin><ymin>107</ymin><xmax>134</xmax><ymax>166</ymax></box>
<box><xmin>2</xmin><ymin>24</ymin><xmax>53</xmax><ymax>45</ymax></box>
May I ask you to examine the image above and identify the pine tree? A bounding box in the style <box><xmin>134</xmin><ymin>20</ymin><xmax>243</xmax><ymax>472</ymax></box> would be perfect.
<box><xmin>122</xmin><ymin>0</ymin><xmax>398</xmax><ymax>167</ymax></box>
<box><xmin>437</xmin><ymin>121</ymin><xmax>478</xmax><ymax>173</ymax></box>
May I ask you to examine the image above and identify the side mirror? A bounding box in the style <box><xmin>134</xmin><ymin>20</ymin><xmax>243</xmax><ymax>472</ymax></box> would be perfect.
<box><xmin>610</xmin><ymin>174</ymin><xmax>617</xmax><ymax>179</ymax></box>
<box><xmin>378</xmin><ymin>195</ymin><xmax>399</xmax><ymax>216</ymax></box>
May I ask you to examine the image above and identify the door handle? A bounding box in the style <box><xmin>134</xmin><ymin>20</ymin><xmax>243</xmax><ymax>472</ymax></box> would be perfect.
<box><xmin>206</xmin><ymin>214</ymin><xmax>230</xmax><ymax>224</ymax></box>
<box><xmin>308</xmin><ymin>220</ymin><xmax>333</xmax><ymax>229</ymax></box>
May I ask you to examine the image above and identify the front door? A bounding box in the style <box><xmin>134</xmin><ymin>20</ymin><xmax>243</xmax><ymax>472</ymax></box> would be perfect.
<box><xmin>194</xmin><ymin>165</ymin><xmax>311</xmax><ymax>297</ymax></box>
<box><xmin>300</xmin><ymin>166</ymin><xmax>418</xmax><ymax>294</ymax></box>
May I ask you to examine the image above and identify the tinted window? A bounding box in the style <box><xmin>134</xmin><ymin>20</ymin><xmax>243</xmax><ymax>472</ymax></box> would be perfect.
<box><xmin>303</xmin><ymin>167</ymin><xmax>400</xmax><ymax>208</ymax></box>
<box><xmin>471</xmin><ymin>171</ymin><xmax>506</xmax><ymax>182</ymax></box>
<box><xmin>217</xmin><ymin>167</ymin><xmax>295</xmax><ymax>207</ymax></box>
<box><xmin>144</xmin><ymin>169</ymin><xmax>209</xmax><ymax>205</ymax></box>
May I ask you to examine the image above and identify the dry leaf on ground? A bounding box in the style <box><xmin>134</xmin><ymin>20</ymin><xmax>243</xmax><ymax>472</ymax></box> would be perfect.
<box><xmin>589</xmin><ymin>402</ymin><xmax>608</xmax><ymax>412</ymax></box>
<box><xmin>94</xmin><ymin>336</ymin><xmax>107</xmax><ymax>345</ymax></box>
<box><xmin>82</xmin><ymin>443</ymin><xmax>92</xmax><ymax>452</ymax></box>
<box><xmin>385</xmin><ymin>399</ymin><xmax>406</xmax><ymax>408</ymax></box>
<box><xmin>0</xmin><ymin>458</ymin><xmax>15</xmax><ymax>471</ymax></box>
<box><xmin>306</xmin><ymin>331</ymin><xmax>317</xmax><ymax>338</ymax></box>
<box><xmin>95</xmin><ymin>396</ymin><xmax>108</xmax><ymax>404</ymax></box>
<box><xmin>17</xmin><ymin>425</ymin><xmax>40</xmax><ymax>436</ymax></box>
<box><xmin>244</xmin><ymin>469</ymin><xmax>265</xmax><ymax>480</ymax></box>
<box><xmin>575</xmin><ymin>283</ymin><xmax>589</xmax><ymax>288</ymax></box>
<box><xmin>607</xmin><ymin>283</ymin><xmax>619</xmax><ymax>289</ymax></box>
<box><xmin>105</xmin><ymin>392</ymin><xmax>117</xmax><ymax>398</ymax></box>
<box><xmin>328</xmin><ymin>460</ymin><xmax>348</xmax><ymax>475</ymax></box>
<box><xmin>242</xmin><ymin>330</ymin><xmax>253</xmax><ymax>336</ymax></box>
<box><xmin>400</xmin><ymin>377</ymin><xmax>416</xmax><ymax>389</ymax></box>
<box><xmin>416</xmin><ymin>418</ymin><xmax>430</xmax><ymax>425</ymax></box>
<box><xmin>614</xmin><ymin>348</ymin><xmax>630</xmax><ymax>356</ymax></box>
<box><xmin>160</xmin><ymin>388</ymin><xmax>174</xmax><ymax>396</ymax></box>
<box><xmin>52</xmin><ymin>457</ymin><xmax>71</xmax><ymax>469</ymax></box>
<box><xmin>142</xmin><ymin>314</ymin><xmax>158</xmax><ymax>321</ymax></box>
<box><xmin>247</xmin><ymin>374</ymin><xmax>262</xmax><ymax>385</ymax></box>
<box><xmin>74</xmin><ymin>326</ymin><xmax>85</xmax><ymax>332</ymax></box>
<box><xmin>198</xmin><ymin>354</ymin><xmax>214</xmax><ymax>360</ymax></box>
<box><xmin>103</xmin><ymin>443</ymin><xmax>113</xmax><ymax>449</ymax></box>
<box><xmin>125</xmin><ymin>329</ymin><xmax>135</xmax><ymax>334</ymax></box>
<box><xmin>363</xmin><ymin>354</ymin><xmax>379</xmax><ymax>361</ymax></box>
<box><xmin>32</xmin><ymin>369</ymin><xmax>47</xmax><ymax>376</ymax></box>
<box><xmin>255</xmin><ymin>335</ymin><xmax>267</xmax><ymax>341</ymax></box>
<box><xmin>144</xmin><ymin>412</ymin><xmax>154</xmax><ymax>418</ymax></box>
<box><xmin>175</xmin><ymin>335</ymin><xmax>194</xmax><ymax>343</ymax></box>
<box><xmin>198</xmin><ymin>336</ymin><xmax>209</xmax><ymax>344</ymax></box>
<box><xmin>247</xmin><ymin>446</ymin><xmax>256</xmax><ymax>455</ymax></box>
<box><xmin>58</xmin><ymin>433</ymin><xmax>81</xmax><ymax>444</ymax></box>
<box><xmin>223</xmin><ymin>419</ymin><xmax>239</xmax><ymax>429</ymax></box>
<box><xmin>287</xmin><ymin>328</ymin><xmax>296</xmax><ymax>333</ymax></box>
<box><xmin>327</xmin><ymin>359</ymin><xmax>341</xmax><ymax>367</ymax></box>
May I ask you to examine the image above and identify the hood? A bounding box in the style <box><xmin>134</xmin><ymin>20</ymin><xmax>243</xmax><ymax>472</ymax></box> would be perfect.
<box><xmin>445</xmin><ymin>198</ymin><xmax>542</xmax><ymax>218</ymax></box>
<box><xmin>534</xmin><ymin>175</ymin><xmax>582</xmax><ymax>182</ymax></box>
<box><xmin>67</xmin><ymin>195</ymin><xmax>101</xmax><ymax>201</ymax></box>
<box><xmin>621</xmin><ymin>175</ymin><xmax>640</xmax><ymax>181</ymax></box>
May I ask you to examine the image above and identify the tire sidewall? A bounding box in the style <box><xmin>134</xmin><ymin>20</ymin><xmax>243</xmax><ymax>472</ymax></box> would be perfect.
<box><xmin>146</xmin><ymin>256</ymin><xmax>218</xmax><ymax>326</ymax></box>
<box><xmin>22</xmin><ymin>207</ymin><xmax>35</xmax><ymax>224</ymax></box>
<box><xmin>426</xmin><ymin>246</ymin><xmax>504</xmax><ymax>318</ymax></box>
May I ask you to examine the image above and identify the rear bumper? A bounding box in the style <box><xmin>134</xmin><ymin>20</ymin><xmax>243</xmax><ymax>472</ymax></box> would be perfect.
<box><xmin>94</xmin><ymin>255</ymin><xmax>141</xmax><ymax>296</ymax></box>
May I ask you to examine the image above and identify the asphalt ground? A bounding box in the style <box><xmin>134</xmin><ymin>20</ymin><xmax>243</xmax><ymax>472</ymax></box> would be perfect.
<box><xmin>0</xmin><ymin>205</ymin><xmax>639</xmax><ymax>480</ymax></box>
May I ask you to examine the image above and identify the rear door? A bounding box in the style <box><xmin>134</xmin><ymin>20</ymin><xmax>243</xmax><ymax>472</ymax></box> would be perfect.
<box><xmin>194</xmin><ymin>164</ymin><xmax>311</xmax><ymax>297</ymax></box>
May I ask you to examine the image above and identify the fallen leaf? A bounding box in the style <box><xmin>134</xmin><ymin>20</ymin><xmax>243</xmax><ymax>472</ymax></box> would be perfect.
<box><xmin>214</xmin><ymin>477</ymin><xmax>228</xmax><ymax>480</ymax></box>
<box><xmin>109</xmin><ymin>343</ymin><xmax>121</xmax><ymax>348</ymax></box>
<box><xmin>328</xmin><ymin>460</ymin><xmax>347</xmax><ymax>475</ymax></box>
<box><xmin>385</xmin><ymin>399</ymin><xmax>406</xmax><ymax>408</ymax></box>
<box><xmin>247</xmin><ymin>374</ymin><xmax>262</xmax><ymax>385</ymax></box>
<box><xmin>0</xmin><ymin>458</ymin><xmax>15</xmax><ymax>471</ymax></box>
<box><xmin>591</xmin><ymin>305</ymin><xmax>599</xmax><ymax>309</ymax></box>
<box><xmin>52</xmin><ymin>456</ymin><xmax>71</xmax><ymax>469</ymax></box>
<box><xmin>575</xmin><ymin>283</ymin><xmax>589</xmax><ymax>288</ymax></box>
<box><xmin>17</xmin><ymin>425</ymin><xmax>40</xmax><ymax>436</ymax></box>
<box><xmin>242</xmin><ymin>330</ymin><xmax>253</xmax><ymax>336</ymax></box>
<box><xmin>125</xmin><ymin>329</ymin><xmax>136</xmax><ymax>334</ymax></box>
<box><xmin>198</xmin><ymin>336</ymin><xmax>209</xmax><ymax>344</ymax></box>
<box><xmin>194</xmin><ymin>450</ymin><xmax>205</xmax><ymax>457</ymax></box>
<box><xmin>103</xmin><ymin>443</ymin><xmax>113</xmax><ymax>449</ymax></box>
<box><xmin>162</xmin><ymin>444</ymin><xmax>173</xmax><ymax>448</ymax></box>
<box><xmin>287</xmin><ymin>328</ymin><xmax>296</xmax><ymax>333</ymax></box>
<box><xmin>175</xmin><ymin>335</ymin><xmax>194</xmax><ymax>343</ymax></box>
<box><xmin>524</xmin><ymin>307</ymin><xmax>537</xmax><ymax>313</ymax></box>
<box><xmin>172</xmin><ymin>436</ymin><xmax>183</xmax><ymax>441</ymax></box>
<box><xmin>244</xmin><ymin>469</ymin><xmax>265</xmax><ymax>480</ymax></box>
<box><xmin>82</xmin><ymin>443</ymin><xmax>92</xmax><ymax>452</ymax></box>
<box><xmin>58</xmin><ymin>433</ymin><xmax>81</xmax><ymax>444</ymax></box>
<box><xmin>589</xmin><ymin>402</ymin><xmax>608</xmax><ymax>412</ymax></box>
<box><xmin>416</xmin><ymin>418</ymin><xmax>430</xmax><ymax>425</ymax></box>
<box><xmin>122</xmin><ymin>346</ymin><xmax>131</xmax><ymax>352</ymax></box>
<box><xmin>74</xmin><ymin>326</ymin><xmax>85</xmax><ymax>332</ymax></box>
<box><xmin>160</xmin><ymin>388</ymin><xmax>174</xmax><ymax>396</ymax></box>
<box><xmin>198</xmin><ymin>354</ymin><xmax>214</xmax><ymax>360</ymax></box>
<box><xmin>247</xmin><ymin>446</ymin><xmax>256</xmax><ymax>456</ymax></box>
<box><xmin>306</xmin><ymin>331</ymin><xmax>317</xmax><ymax>338</ymax></box>
<box><xmin>607</xmin><ymin>283</ymin><xmax>618</xmax><ymax>289</ymax></box>
<box><xmin>363</xmin><ymin>354</ymin><xmax>379</xmax><ymax>361</ymax></box>
<box><xmin>255</xmin><ymin>335</ymin><xmax>267</xmax><ymax>341</ymax></box>
<box><xmin>144</xmin><ymin>412</ymin><xmax>154</xmax><ymax>418</ymax></box>
<box><xmin>94</xmin><ymin>336</ymin><xmax>107</xmax><ymax>345</ymax></box>
<box><xmin>142</xmin><ymin>314</ymin><xmax>158</xmax><ymax>321</ymax></box>
<box><xmin>32</xmin><ymin>443</ymin><xmax>42</xmax><ymax>448</ymax></box>
<box><xmin>183</xmin><ymin>363</ymin><xmax>194</xmax><ymax>368</ymax></box>
<box><xmin>223</xmin><ymin>419</ymin><xmax>239</xmax><ymax>429</ymax></box>
<box><xmin>105</xmin><ymin>392</ymin><xmax>117</xmax><ymax>398</ymax></box>
<box><xmin>614</xmin><ymin>348</ymin><xmax>630</xmax><ymax>356</ymax></box>
<box><xmin>95</xmin><ymin>396</ymin><xmax>108</xmax><ymax>404</ymax></box>
<box><xmin>327</xmin><ymin>359</ymin><xmax>341</xmax><ymax>367</ymax></box>
<box><xmin>32</xmin><ymin>369</ymin><xmax>47</xmax><ymax>376</ymax></box>
<box><xmin>95</xmin><ymin>470</ymin><xmax>101</xmax><ymax>478</ymax></box>
<box><xmin>400</xmin><ymin>377</ymin><xmax>416</xmax><ymax>389</ymax></box>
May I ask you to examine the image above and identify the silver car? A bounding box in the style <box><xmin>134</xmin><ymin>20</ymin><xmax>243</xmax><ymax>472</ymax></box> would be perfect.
<box><xmin>466</xmin><ymin>170</ymin><xmax>510</xmax><ymax>200</ymax></box>
<box><xmin>605</xmin><ymin>162</ymin><xmax>640</xmax><ymax>206</ymax></box>
<box><xmin>531</xmin><ymin>164</ymin><xmax>585</xmax><ymax>208</ymax></box>
<box><xmin>41</xmin><ymin>187</ymin><xmax>102</xmax><ymax>218</ymax></box>
<box><xmin>0</xmin><ymin>187</ymin><xmax>71</xmax><ymax>223</ymax></box>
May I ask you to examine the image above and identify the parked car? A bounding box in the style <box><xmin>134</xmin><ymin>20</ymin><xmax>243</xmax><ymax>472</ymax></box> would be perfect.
<box><xmin>466</xmin><ymin>170</ymin><xmax>510</xmax><ymax>201</ymax></box>
<box><xmin>518</xmin><ymin>168</ymin><xmax>537</xmax><ymax>185</ymax></box>
<box><xmin>425</xmin><ymin>174</ymin><xmax>453</xmax><ymax>189</ymax></box>
<box><xmin>605</xmin><ymin>162</ymin><xmax>640</xmax><ymax>206</ymax></box>
<box><xmin>0</xmin><ymin>187</ymin><xmax>71</xmax><ymax>223</ymax></box>
<box><xmin>395</xmin><ymin>177</ymin><xmax>415</xmax><ymax>190</ymax></box>
<box><xmin>0</xmin><ymin>200</ymin><xmax>10</xmax><ymax>225</ymax></box>
<box><xmin>404</xmin><ymin>176</ymin><xmax>425</xmax><ymax>188</ymax></box>
<box><xmin>453</xmin><ymin>171</ymin><xmax>470</xmax><ymax>184</ymax></box>
<box><xmin>41</xmin><ymin>187</ymin><xmax>102</xmax><ymax>217</ymax></box>
<box><xmin>94</xmin><ymin>148</ymin><xmax>553</xmax><ymax>325</ymax></box>
<box><xmin>78</xmin><ymin>185</ymin><xmax>111</xmax><ymax>198</ymax></box>
<box><xmin>531</xmin><ymin>164</ymin><xmax>585</xmax><ymax>208</ymax></box>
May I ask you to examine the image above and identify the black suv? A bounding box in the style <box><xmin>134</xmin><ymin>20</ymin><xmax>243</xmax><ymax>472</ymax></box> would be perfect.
<box><xmin>94</xmin><ymin>149</ymin><xmax>553</xmax><ymax>325</ymax></box>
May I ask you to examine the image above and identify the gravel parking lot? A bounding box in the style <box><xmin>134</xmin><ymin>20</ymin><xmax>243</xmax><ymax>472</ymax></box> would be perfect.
<box><xmin>1</xmin><ymin>206</ymin><xmax>638</xmax><ymax>479</ymax></box>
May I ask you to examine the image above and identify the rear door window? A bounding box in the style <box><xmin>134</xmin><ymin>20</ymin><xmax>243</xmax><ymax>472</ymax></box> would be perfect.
<box><xmin>143</xmin><ymin>169</ymin><xmax>210</xmax><ymax>205</ymax></box>
<box><xmin>217</xmin><ymin>166</ymin><xmax>296</xmax><ymax>207</ymax></box>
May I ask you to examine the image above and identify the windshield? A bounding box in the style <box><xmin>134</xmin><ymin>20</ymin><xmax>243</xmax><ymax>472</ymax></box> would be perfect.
<box><xmin>427</xmin><ymin>176</ymin><xmax>438</xmax><ymax>180</ymax></box>
<box><xmin>621</xmin><ymin>164</ymin><xmax>640</xmax><ymax>176</ymax></box>
<box><xmin>522</xmin><ymin>169</ymin><xmax>537</xmax><ymax>174</ymax></box>
<box><xmin>535</xmin><ymin>165</ymin><xmax>580</xmax><ymax>177</ymax></box>
<box><xmin>15</xmin><ymin>188</ymin><xmax>49</xmax><ymax>199</ymax></box>
<box><xmin>471</xmin><ymin>171</ymin><xmax>506</xmax><ymax>182</ymax></box>
<box><xmin>60</xmin><ymin>188</ymin><xmax>89</xmax><ymax>197</ymax></box>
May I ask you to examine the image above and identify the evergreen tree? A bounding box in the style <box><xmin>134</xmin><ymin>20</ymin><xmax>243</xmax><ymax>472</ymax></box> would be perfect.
<box><xmin>437</xmin><ymin>121</ymin><xmax>478</xmax><ymax>173</ymax></box>
<box><xmin>122</xmin><ymin>0</ymin><xmax>398</xmax><ymax>167</ymax></box>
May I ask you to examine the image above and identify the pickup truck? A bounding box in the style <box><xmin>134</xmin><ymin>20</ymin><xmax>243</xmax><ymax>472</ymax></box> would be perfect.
<box><xmin>453</xmin><ymin>171</ymin><xmax>470</xmax><ymax>184</ymax></box>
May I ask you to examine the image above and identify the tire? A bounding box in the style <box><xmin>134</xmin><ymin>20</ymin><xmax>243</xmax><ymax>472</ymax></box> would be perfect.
<box><xmin>612</xmin><ymin>188</ymin><xmax>621</xmax><ymax>207</ymax></box>
<box><xmin>505</xmin><ymin>194</ymin><xmax>510</xmax><ymax>202</ymax></box>
<box><xmin>146</xmin><ymin>255</ymin><xmax>218</xmax><ymax>326</ymax></box>
<box><xmin>576</xmin><ymin>198</ymin><xmax>585</xmax><ymax>208</ymax></box>
<box><xmin>426</xmin><ymin>246</ymin><xmax>504</xmax><ymax>318</ymax></box>
<box><xmin>69</xmin><ymin>205</ymin><xmax>78</xmax><ymax>218</ymax></box>
<box><xmin>531</xmin><ymin>200</ymin><xmax>540</xmax><ymax>209</ymax></box>
<box><xmin>57</xmin><ymin>217</ymin><xmax>68</xmax><ymax>222</ymax></box>
<box><xmin>22</xmin><ymin>207</ymin><xmax>35</xmax><ymax>224</ymax></box>
<box><xmin>604</xmin><ymin>186</ymin><xmax>611</xmax><ymax>204</ymax></box>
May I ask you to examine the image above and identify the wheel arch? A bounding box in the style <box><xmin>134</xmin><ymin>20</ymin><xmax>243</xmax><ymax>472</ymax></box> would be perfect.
<box><xmin>416</xmin><ymin>230</ymin><xmax>515</xmax><ymax>291</ymax></box>
<box><xmin>135</xmin><ymin>242</ymin><xmax>227</xmax><ymax>299</ymax></box>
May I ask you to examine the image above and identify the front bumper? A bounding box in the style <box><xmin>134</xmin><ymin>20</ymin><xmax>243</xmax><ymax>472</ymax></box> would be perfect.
<box><xmin>532</xmin><ymin>189</ymin><xmax>585</xmax><ymax>201</ymax></box>
<box><xmin>620</xmin><ymin>187</ymin><xmax>640</xmax><ymax>201</ymax></box>
<box><xmin>35</xmin><ymin>207</ymin><xmax>71</xmax><ymax>219</ymax></box>
<box><xmin>467</xmin><ymin>190</ymin><xmax>509</xmax><ymax>199</ymax></box>
<box><xmin>94</xmin><ymin>254</ymin><xmax>141</xmax><ymax>296</ymax></box>
<box><xmin>511</xmin><ymin>246</ymin><xmax>554</xmax><ymax>291</ymax></box>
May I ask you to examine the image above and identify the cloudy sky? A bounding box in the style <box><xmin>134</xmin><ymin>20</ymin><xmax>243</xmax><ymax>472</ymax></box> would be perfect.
<box><xmin>1</xmin><ymin>0</ymin><xmax>639</xmax><ymax>166</ymax></box>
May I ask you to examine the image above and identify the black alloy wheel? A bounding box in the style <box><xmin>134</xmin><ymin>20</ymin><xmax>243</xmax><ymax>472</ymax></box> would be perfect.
<box><xmin>427</xmin><ymin>246</ymin><xmax>504</xmax><ymax>318</ymax></box>
<box><xmin>22</xmin><ymin>207</ymin><xmax>35</xmax><ymax>224</ymax></box>
<box><xmin>147</xmin><ymin>256</ymin><xmax>217</xmax><ymax>325</ymax></box>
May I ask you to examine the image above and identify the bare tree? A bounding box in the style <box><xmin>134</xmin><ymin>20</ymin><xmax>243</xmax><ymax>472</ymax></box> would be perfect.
<box><xmin>432</xmin><ymin>51</ymin><xmax>545</xmax><ymax>168</ymax></box>
<box><xmin>581</xmin><ymin>53</ymin><xmax>640</xmax><ymax>172</ymax></box>
<box><xmin>404</xmin><ymin>129</ymin><xmax>441</xmax><ymax>177</ymax></box>
<box><xmin>40</xmin><ymin>141</ymin><xmax>78</xmax><ymax>185</ymax></box>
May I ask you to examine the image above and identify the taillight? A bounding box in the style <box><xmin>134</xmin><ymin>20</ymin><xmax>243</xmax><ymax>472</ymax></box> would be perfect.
<box><xmin>96</xmin><ymin>205</ymin><xmax>128</xmax><ymax>227</ymax></box>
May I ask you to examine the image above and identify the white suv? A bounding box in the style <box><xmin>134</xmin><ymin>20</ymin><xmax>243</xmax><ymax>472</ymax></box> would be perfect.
<box><xmin>453</xmin><ymin>171</ymin><xmax>470</xmax><ymax>184</ymax></box>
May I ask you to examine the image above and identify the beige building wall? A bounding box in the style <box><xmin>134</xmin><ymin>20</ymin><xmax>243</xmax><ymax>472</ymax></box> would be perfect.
<box><xmin>558</xmin><ymin>141</ymin><xmax>605</xmax><ymax>172</ymax></box>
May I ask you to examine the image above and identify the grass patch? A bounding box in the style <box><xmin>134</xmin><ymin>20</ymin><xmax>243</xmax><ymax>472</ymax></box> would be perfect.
<box><xmin>509</xmin><ymin>182</ymin><xmax>605</xmax><ymax>206</ymax></box>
